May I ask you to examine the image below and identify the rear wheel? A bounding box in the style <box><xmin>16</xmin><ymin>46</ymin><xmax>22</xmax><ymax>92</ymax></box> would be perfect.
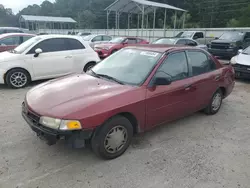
<box><xmin>5</xmin><ymin>68</ymin><xmax>30</xmax><ymax>89</ymax></box>
<box><xmin>84</xmin><ymin>62</ymin><xmax>96</xmax><ymax>72</ymax></box>
<box><xmin>91</xmin><ymin>116</ymin><xmax>133</xmax><ymax>160</ymax></box>
<box><xmin>204</xmin><ymin>89</ymin><xmax>223</xmax><ymax>115</ymax></box>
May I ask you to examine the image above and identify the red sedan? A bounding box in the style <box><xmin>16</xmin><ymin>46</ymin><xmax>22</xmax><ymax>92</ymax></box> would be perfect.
<box><xmin>22</xmin><ymin>45</ymin><xmax>235</xmax><ymax>159</ymax></box>
<box><xmin>0</xmin><ymin>33</ymin><xmax>35</xmax><ymax>53</ymax></box>
<box><xmin>94</xmin><ymin>36</ymin><xmax>149</xmax><ymax>58</ymax></box>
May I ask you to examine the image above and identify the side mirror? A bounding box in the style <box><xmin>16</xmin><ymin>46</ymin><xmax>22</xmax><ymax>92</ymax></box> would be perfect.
<box><xmin>238</xmin><ymin>49</ymin><xmax>243</xmax><ymax>54</ymax></box>
<box><xmin>122</xmin><ymin>41</ymin><xmax>128</xmax><ymax>45</ymax></box>
<box><xmin>34</xmin><ymin>48</ymin><xmax>42</xmax><ymax>57</ymax></box>
<box><xmin>153</xmin><ymin>76</ymin><xmax>172</xmax><ymax>86</ymax></box>
<box><xmin>193</xmin><ymin>36</ymin><xmax>198</xmax><ymax>40</ymax></box>
<box><xmin>215</xmin><ymin>37</ymin><xmax>219</xmax><ymax>40</ymax></box>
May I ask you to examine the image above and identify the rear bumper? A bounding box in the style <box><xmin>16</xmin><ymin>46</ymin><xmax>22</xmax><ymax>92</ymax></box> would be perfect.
<box><xmin>208</xmin><ymin>48</ymin><xmax>238</xmax><ymax>57</ymax></box>
<box><xmin>22</xmin><ymin>110</ymin><xmax>94</xmax><ymax>147</ymax></box>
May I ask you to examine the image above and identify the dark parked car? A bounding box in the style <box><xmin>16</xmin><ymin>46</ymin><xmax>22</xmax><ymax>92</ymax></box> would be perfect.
<box><xmin>208</xmin><ymin>31</ymin><xmax>250</xmax><ymax>58</ymax></box>
<box><xmin>0</xmin><ymin>27</ymin><xmax>24</xmax><ymax>35</ymax></box>
<box><xmin>22</xmin><ymin>45</ymin><xmax>235</xmax><ymax>159</ymax></box>
<box><xmin>0</xmin><ymin>33</ymin><xmax>35</xmax><ymax>52</ymax></box>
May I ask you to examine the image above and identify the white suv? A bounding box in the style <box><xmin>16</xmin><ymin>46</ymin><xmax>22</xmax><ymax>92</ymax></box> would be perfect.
<box><xmin>0</xmin><ymin>35</ymin><xmax>100</xmax><ymax>88</ymax></box>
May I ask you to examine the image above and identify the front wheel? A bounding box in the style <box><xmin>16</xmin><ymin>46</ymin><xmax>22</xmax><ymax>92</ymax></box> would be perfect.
<box><xmin>204</xmin><ymin>89</ymin><xmax>223</xmax><ymax>115</ymax></box>
<box><xmin>84</xmin><ymin>62</ymin><xmax>96</xmax><ymax>72</ymax></box>
<box><xmin>5</xmin><ymin>69</ymin><xmax>30</xmax><ymax>89</ymax></box>
<box><xmin>91</xmin><ymin>116</ymin><xmax>133</xmax><ymax>160</ymax></box>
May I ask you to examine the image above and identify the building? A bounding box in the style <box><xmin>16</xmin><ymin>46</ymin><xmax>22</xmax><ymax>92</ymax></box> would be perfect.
<box><xmin>19</xmin><ymin>15</ymin><xmax>77</xmax><ymax>31</ymax></box>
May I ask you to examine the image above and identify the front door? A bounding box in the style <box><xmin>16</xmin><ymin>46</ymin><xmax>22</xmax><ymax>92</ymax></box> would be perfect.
<box><xmin>145</xmin><ymin>51</ymin><xmax>196</xmax><ymax>129</ymax></box>
<box><xmin>26</xmin><ymin>38</ymin><xmax>74</xmax><ymax>79</ymax></box>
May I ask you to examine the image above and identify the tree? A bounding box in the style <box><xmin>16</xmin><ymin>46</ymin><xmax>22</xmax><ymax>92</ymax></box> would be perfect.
<box><xmin>77</xmin><ymin>10</ymin><xmax>96</xmax><ymax>28</ymax></box>
<box><xmin>0</xmin><ymin>4</ymin><xmax>17</xmax><ymax>27</ymax></box>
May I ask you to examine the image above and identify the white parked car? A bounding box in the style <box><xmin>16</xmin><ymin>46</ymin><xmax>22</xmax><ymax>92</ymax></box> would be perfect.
<box><xmin>231</xmin><ymin>46</ymin><xmax>250</xmax><ymax>79</ymax></box>
<box><xmin>0</xmin><ymin>35</ymin><xmax>100</xmax><ymax>89</ymax></box>
<box><xmin>82</xmin><ymin>34</ymin><xmax>112</xmax><ymax>48</ymax></box>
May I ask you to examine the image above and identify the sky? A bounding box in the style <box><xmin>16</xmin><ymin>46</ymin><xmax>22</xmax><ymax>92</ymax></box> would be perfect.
<box><xmin>1</xmin><ymin>0</ymin><xmax>55</xmax><ymax>14</ymax></box>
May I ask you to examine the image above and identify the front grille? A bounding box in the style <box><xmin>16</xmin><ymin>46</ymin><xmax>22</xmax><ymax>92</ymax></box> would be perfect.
<box><xmin>22</xmin><ymin>102</ymin><xmax>40</xmax><ymax>125</ymax></box>
<box><xmin>211</xmin><ymin>43</ymin><xmax>230</xmax><ymax>49</ymax></box>
<box><xmin>233</xmin><ymin>64</ymin><xmax>250</xmax><ymax>70</ymax></box>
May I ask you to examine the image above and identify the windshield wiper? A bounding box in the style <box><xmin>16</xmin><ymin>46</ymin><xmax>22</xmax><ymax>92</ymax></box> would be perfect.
<box><xmin>96</xmin><ymin>74</ymin><xmax>124</xmax><ymax>85</ymax></box>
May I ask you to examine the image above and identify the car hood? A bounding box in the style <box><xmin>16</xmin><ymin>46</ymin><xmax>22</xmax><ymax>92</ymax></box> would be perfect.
<box><xmin>26</xmin><ymin>74</ymin><xmax>135</xmax><ymax>118</ymax></box>
<box><xmin>211</xmin><ymin>39</ymin><xmax>237</xmax><ymax>43</ymax></box>
<box><xmin>0</xmin><ymin>51</ymin><xmax>21</xmax><ymax>62</ymax></box>
<box><xmin>235</xmin><ymin>54</ymin><xmax>250</xmax><ymax>66</ymax></box>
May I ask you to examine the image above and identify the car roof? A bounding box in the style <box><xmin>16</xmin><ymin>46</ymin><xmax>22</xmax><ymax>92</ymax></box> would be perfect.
<box><xmin>0</xmin><ymin>27</ymin><xmax>22</xmax><ymax>30</ymax></box>
<box><xmin>0</xmin><ymin>33</ymin><xmax>35</xmax><ymax>38</ymax></box>
<box><xmin>36</xmin><ymin>34</ymin><xmax>83</xmax><ymax>40</ymax></box>
<box><xmin>125</xmin><ymin>44</ymin><xmax>200</xmax><ymax>53</ymax></box>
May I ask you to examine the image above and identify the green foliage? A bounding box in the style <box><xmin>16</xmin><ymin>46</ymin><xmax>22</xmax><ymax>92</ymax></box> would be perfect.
<box><xmin>0</xmin><ymin>0</ymin><xmax>250</xmax><ymax>29</ymax></box>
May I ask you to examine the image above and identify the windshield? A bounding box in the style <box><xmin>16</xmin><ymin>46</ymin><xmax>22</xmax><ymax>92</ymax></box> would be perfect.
<box><xmin>109</xmin><ymin>37</ymin><xmax>125</xmax><ymax>44</ymax></box>
<box><xmin>152</xmin><ymin>38</ymin><xmax>177</xmax><ymax>44</ymax></box>
<box><xmin>180</xmin><ymin>31</ymin><xmax>194</xmax><ymax>38</ymax></box>
<box><xmin>242</xmin><ymin>46</ymin><xmax>250</xmax><ymax>55</ymax></box>
<box><xmin>14</xmin><ymin>36</ymin><xmax>41</xmax><ymax>54</ymax></box>
<box><xmin>219</xmin><ymin>32</ymin><xmax>244</xmax><ymax>40</ymax></box>
<box><xmin>82</xmin><ymin>35</ymin><xmax>94</xmax><ymax>41</ymax></box>
<box><xmin>90</xmin><ymin>48</ymin><xmax>162</xmax><ymax>85</ymax></box>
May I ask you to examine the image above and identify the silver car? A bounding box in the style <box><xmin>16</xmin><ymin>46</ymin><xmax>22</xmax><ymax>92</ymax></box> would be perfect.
<box><xmin>152</xmin><ymin>37</ymin><xmax>208</xmax><ymax>51</ymax></box>
<box><xmin>231</xmin><ymin>47</ymin><xmax>250</xmax><ymax>79</ymax></box>
<box><xmin>82</xmin><ymin>34</ymin><xmax>112</xmax><ymax>48</ymax></box>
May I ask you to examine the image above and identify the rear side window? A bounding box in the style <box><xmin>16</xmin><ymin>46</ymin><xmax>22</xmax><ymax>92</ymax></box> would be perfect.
<box><xmin>126</xmin><ymin>38</ymin><xmax>137</xmax><ymax>44</ymax></box>
<box><xmin>103</xmin><ymin>36</ymin><xmax>112</xmax><ymax>41</ymax></box>
<box><xmin>23</xmin><ymin>36</ymin><xmax>33</xmax><ymax>42</ymax></box>
<box><xmin>0</xmin><ymin>36</ymin><xmax>20</xmax><ymax>46</ymax></box>
<box><xmin>158</xmin><ymin>52</ymin><xmax>189</xmax><ymax>81</ymax></box>
<box><xmin>176</xmin><ymin>39</ymin><xmax>186</xmax><ymax>45</ymax></box>
<box><xmin>187</xmin><ymin>51</ymin><xmax>216</xmax><ymax>76</ymax></box>
<box><xmin>92</xmin><ymin>36</ymin><xmax>102</xmax><ymax>42</ymax></box>
<box><xmin>28</xmin><ymin>38</ymin><xmax>67</xmax><ymax>54</ymax></box>
<box><xmin>67</xmin><ymin>39</ymin><xmax>85</xmax><ymax>50</ymax></box>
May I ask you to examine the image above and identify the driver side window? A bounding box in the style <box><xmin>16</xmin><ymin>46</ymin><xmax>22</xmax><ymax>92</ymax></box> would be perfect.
<box><xmin>158</xmin><ymin>52</ymin><xmax>189</xmax><ymax>82</ymax></box>
<box><xmin>28</xmin><ymin>38</ymin><xmax>67</xmax><ymax>54</ymax></box>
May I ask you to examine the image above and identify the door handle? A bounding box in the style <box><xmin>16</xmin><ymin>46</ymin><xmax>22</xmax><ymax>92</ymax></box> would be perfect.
<box><xmin>214</xmin><ymin>75</ymin><xmax>221</xmax><ymax>81</ymax></box>
<box><xmin>184</xmin><ymin>84</ymin><xmax>192</xmax><ymax>91</ymax></box>
<box><xmin>65</xmin><ymin>55</ymin><xmax>73</xmax><ymax>58</ymax></box>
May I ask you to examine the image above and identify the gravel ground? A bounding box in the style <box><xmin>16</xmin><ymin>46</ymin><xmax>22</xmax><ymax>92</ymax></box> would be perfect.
<box><xmin>0</xmin><ymin>78</ymin><xmax>250</xmax><ymax>188</ymax></box>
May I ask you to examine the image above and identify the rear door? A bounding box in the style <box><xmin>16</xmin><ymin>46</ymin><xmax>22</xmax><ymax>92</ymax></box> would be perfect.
<box><xmin>146</xmin><ymin>51</ymin><xmax>195</xmax><ymax>129</ymax></box>
<box><xmin>186</xmin><ymin>50</ymin><xmax>220</xmax><ymax>111</ymax></box>
<box><xmin>0</xmin><ymin>35</ymin><xmax>21</xmax><ymax>52</ymax></box>
<box><xmin>66</xmin><ymin>38</ymin><xmax>87</xmax><ymax>73</ymax></box>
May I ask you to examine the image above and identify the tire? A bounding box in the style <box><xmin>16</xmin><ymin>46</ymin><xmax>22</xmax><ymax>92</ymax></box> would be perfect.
<box><xmin>91</xmin><ymin>115</ymin><xmax>133</xmax><ymax>160</ymax></box>
<box><xmin>204</xmin><ymin>89</ymin><xmax>223</xmax><ymax>115</ymax></box>
<box><xmin>5</xmin><ymin>68</ymin><xmax>30</xmax><ymax>89</ymax></box>
<box><xmin>111</xmin><ymin>49</ymin><xmax>118</xmax><ymax>54</ymax></box>
<box><xmin>84</xmin><ymin>62</ymin><xmax>96</xmax><ymax>72</ymax></box>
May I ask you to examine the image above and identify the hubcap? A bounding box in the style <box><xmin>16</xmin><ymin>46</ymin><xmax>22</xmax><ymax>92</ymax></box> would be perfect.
<box><xmin>104</xmin><ymin>125</ymin><xmax>128</xmax><ymax>154</ymax></box>
<box><xmin>10</xmin><ymin>72</ymin><xmax>27</xmax><ymax>88</ymax></box>
<box><xmin>212</xmin><ymin>93</ymin><xmax>222</xmax><ymax>111</ymax></box>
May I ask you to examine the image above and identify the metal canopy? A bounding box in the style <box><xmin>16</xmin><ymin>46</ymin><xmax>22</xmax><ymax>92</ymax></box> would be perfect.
<box><xmin>105</xmin><ymin>0</ymin><xmax>186</xmax><ymax>14</ymax></box>
<box><xmin>20</xmin><ymin>15</ymin><xmax>77</xmax><ymax>23</ymax></box>
<box><xmin>105</xmin><ymin>0</ymin><xmax>187</xmax><ymax>38</ymax></box>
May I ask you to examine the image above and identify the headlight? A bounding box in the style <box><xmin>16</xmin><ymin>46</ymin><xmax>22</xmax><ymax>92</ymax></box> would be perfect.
<box><xmin>39</xmin><ymin>116</ymin><xmax>82</xmax><ymax>130</ymax></box>
<box><xmin>60</xmin><ymin>120</ymin><xmax>82</xmax><ymax>130</ymax></box>
<box><xmin>229</xmin><ymin>43</ymin><xmax>236</xmax><ymax>48</ymax></box>
<box><xmin>230</xmin><ymin>56</ymin><xmax>237</xmax><ymax>64</ymax></box>
<box><xmin>103</xmin><ymin>47</ymin><xmax>111</xmax><ymax>50</ymax></box>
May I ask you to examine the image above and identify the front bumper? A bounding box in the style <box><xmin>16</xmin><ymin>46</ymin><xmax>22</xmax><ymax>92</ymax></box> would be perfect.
<box><xmin>208</xmin><ymin>48</ymin><xmax>238</xmax><ymax>57</ymax></box>
<box><xmin>232</xmin><ymin>64</ymin><xmax>250</xmax><ymax>79</ymax></box>
<box><xmin>94</xmin><ymin>49</ymin><xmax>110</xmax><ymax>58</ymax></box>
<box><xmin>0</xmin><ymin>68</ymin><xmax>6</xmax><ymax>84</ymax></box>
<box><xmin>22</xmin><ymin>105</ymin><xmax>94</xmax><ymax>147</ymax></box>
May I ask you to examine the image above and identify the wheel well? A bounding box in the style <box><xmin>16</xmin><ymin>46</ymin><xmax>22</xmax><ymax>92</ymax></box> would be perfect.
<box><xmin>84</xmin><ymin>61</ymin><xmax>96</xmax><ymax>71</ymax></box>
<box><xmin>219</xmin><ymin>87</ymin><xmax>226</xmax><ymax>97</ymax></box>
<box><xmin>4</xmin><ymin>68</ymin><xmax>31</xmax><ymax>84</ymax></box>
<box><xmin>116</xmin><ymin>112</ymin><xmax>139</xmax><ymax>135</ymax></box>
